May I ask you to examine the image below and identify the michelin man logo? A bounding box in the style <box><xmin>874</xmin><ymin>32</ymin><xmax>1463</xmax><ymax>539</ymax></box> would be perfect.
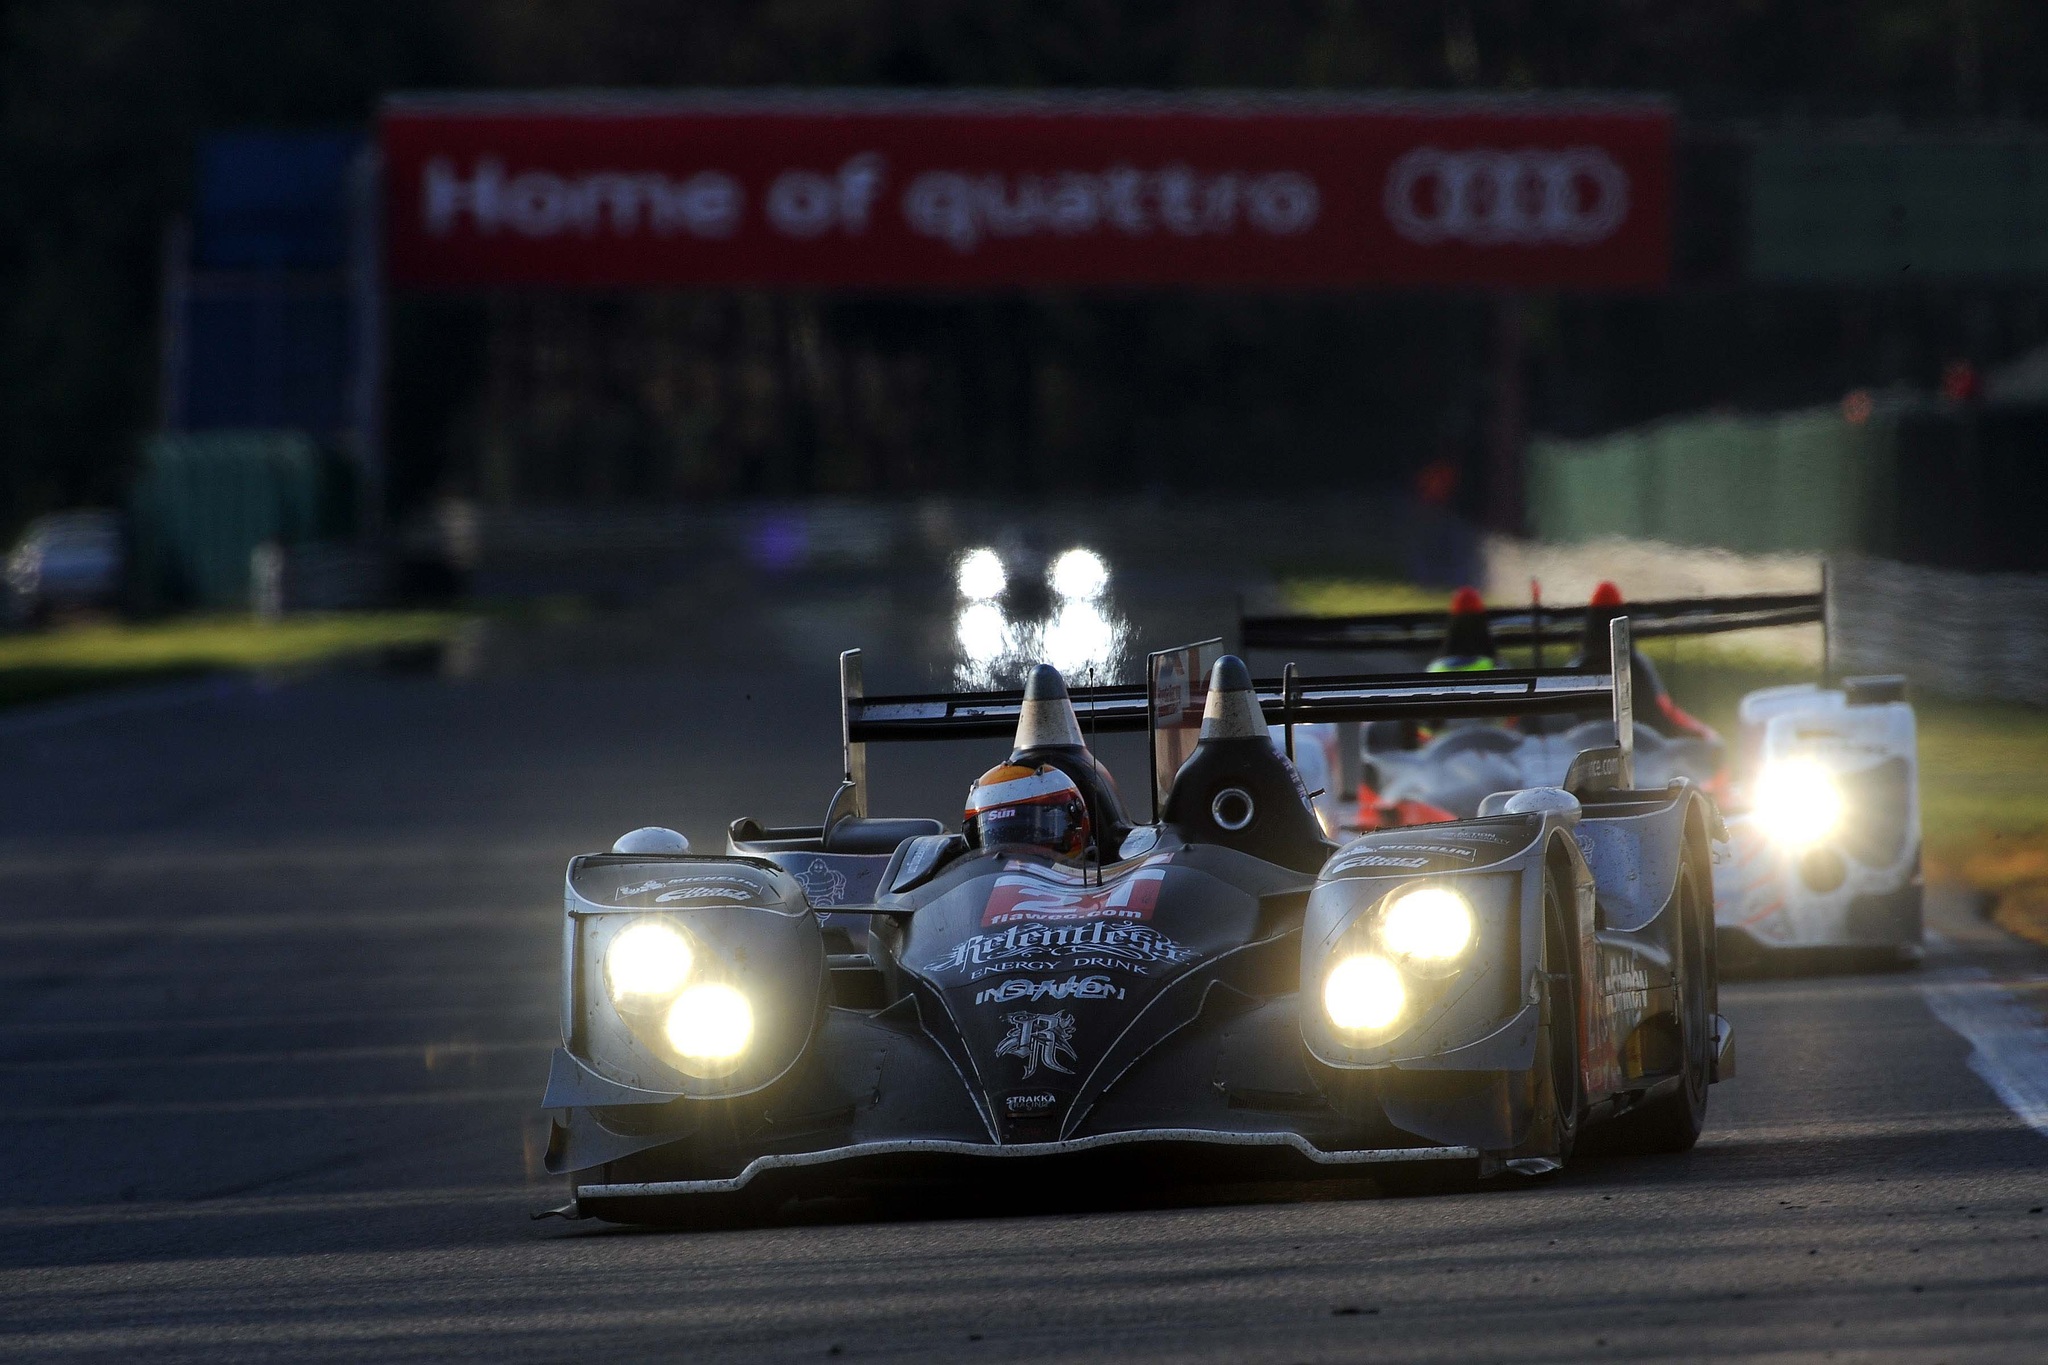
<box><xmin>795</xmin><ymin>858</ymin><xmax>849</xmax><ymax>907</ymax></box>
<box><xmin>995</xmin><ymin>1010</ymin><xmax>1078</xmax><ymax>1080</ymax></box>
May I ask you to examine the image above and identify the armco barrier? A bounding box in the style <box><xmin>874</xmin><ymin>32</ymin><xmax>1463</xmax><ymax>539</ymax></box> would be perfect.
<box><xmin>1831</xmin><ymin>557</ymin><xmax>2048</xmax><ymax>706</ymax></box>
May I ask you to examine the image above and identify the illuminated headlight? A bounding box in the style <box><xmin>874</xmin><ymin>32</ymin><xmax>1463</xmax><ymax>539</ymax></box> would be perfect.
<box><xmin>1753</xmin><ymin>758</ymin><xmax>1845</xmax><ymax>849</ymax></box>
<box><xmin>1378</xmin><ymin>885</ymin><xmax>1475</xmax><ymax>961</ymax></box>
<box><xmin>664</xmin><ymin>983</ymin><xmax>754</xmax><ymax>1070</ymax></box>
<box><xmin>1323</xmin><ymin>953</ymin><xmax>1406</xmax><ymax>1033</ymax></box>
<box><xmin>956</xmin><ymin>547</ymin><xmax>1006</xmax><ymax>601</ymax></box>
<box><xmin>605</xmin><ymin>921</ymin><xmax>694</xmax><ymax>1004</ymax></box>
<box><xmin>1049</xmin><ymin>547</ymin><xmax>1108</xmax><ymax>600</ymax></box>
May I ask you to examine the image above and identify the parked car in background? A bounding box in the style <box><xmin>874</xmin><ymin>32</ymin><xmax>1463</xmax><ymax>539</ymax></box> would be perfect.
<box><xmin>5</xmin><ymin>511</ymin><xmax>124</xmax><ymax>624</ymax></box>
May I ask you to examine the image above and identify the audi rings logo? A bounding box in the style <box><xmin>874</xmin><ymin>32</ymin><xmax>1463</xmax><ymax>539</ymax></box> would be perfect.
<box><xmin>1384</xmin><ymin>147</ymin><xmax>1629</xmax><ymax>247</ymax></box>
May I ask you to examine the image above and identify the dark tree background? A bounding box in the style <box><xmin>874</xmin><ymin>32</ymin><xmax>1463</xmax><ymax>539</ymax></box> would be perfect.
<box><xmin>5</xmin><ymin>1</ymin><xmax>2047</xmax><ymax>529</ymax></box>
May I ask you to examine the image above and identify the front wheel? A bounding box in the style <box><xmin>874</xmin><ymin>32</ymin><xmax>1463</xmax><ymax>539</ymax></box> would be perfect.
<box><xmin>1607</xmin><ymin>853</ymin><xmax>1712</xmax><ymax>1154</ymax></box>
<box><xmin>1537</xmin><ymin>869</ymin><xmax>1583</xmax><ymax>1164</ymax></box>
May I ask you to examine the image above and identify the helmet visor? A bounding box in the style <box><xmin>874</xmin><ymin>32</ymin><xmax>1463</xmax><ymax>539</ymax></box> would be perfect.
<box><xmin>978</xmin><ymin>797</ymin><xmax>1087</xmax><ymax>856</ymax></box>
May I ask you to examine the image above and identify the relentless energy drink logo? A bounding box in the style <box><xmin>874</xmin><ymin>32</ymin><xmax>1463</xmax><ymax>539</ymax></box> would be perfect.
<box><xmin>926</xmin><ymin>920</ymin><xmax>1197</xmax><ymax>979</ymax></box>
<box><xmin>981</xmin><ymin>859</ymin><xmax>1166</xmax><ymax>926</ymax></box>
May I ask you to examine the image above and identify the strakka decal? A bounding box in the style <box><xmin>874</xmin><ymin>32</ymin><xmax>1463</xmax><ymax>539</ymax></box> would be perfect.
<box><xmin>994</xmin><ymin>1011</ymin><xmax>1078</xmax><ymax>1079</ymax></box>
<box><xmin>926</xmin><ymin>921</ymin><xmax>1197</xmax><ymax>978</ymax></box>
<box><xmin>974</xmin><ymin>974</ymin><xmax>1126</xmax><ymax>1006</ymax></box>
<box><xmin>981</xmin><ymin>865</ymin><xmax>1165</xmax><ymax>926</ymax></box>
<box><xmin>1004</xmin><ymin>1092</ymin><xmax>1059</xmax><ymax>1115</ymax></box>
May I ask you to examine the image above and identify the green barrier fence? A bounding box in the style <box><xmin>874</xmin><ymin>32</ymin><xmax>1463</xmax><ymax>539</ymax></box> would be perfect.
<box><xmin>130</xmin><ymin>431</ymin><xmax>360</xmax><ymax>609</ymax></box>
<box><xmin>1527</xmin><ymin>408</ymin><xmax>1896</xmax><ymax>555</ymax></box>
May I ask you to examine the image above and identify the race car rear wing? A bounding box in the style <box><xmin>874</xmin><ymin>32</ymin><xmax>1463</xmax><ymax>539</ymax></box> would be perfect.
<box><xmin>1240</xmin><ymin>590</ymin><xmax>1823</xmax><ymax>655</ymax></box>
<box><xmin>838</xmin><ymin>617</ymin><xmax>1638</xmax><ymax>820</ymax></box>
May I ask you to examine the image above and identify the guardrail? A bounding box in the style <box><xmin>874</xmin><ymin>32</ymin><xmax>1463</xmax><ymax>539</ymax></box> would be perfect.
<box><xmin>1831</xmin><ymin>557</ymin><xmax>2048</xmax><ymax>707</ymax></box>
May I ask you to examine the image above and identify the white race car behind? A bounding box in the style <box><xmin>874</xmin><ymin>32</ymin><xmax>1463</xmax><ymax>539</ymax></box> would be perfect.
<box><xmin>1243</xmin><ymin>592</ymin><xmax>1922</xmax><ymax>966</ymax></box>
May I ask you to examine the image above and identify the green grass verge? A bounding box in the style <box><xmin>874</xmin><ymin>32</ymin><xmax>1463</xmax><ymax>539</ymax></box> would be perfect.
<box><xmin>1278</xmin><ymin>579</ymin><xmax>1456</xmax><ymax>616</ymax></box>
<box><xmin>0</xmin><ymin>612</ymin><xmax>465</xmax><ymax>710</ymax></box>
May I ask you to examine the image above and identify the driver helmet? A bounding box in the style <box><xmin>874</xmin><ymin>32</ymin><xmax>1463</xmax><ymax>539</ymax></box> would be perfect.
<box><xmin>963</xmin><ymin>762</ymin><xmax>1092</xmax><ymax>858</ymax></box>
<box><xmin>1428</xmin><ymin>586</ymin><xmax>1498</xmax><ymax>672</ymax></box>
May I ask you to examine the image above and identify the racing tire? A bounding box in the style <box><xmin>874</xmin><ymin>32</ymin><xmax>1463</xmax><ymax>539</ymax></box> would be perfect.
<box><xmin>1607</xmin><ymin>851</ymin><xmax>1712</xmax><ymax>1155</ymax></box>
<box><xmin>1532</xmin><ymin>867</ymin><xmax>1584</xmax><ymax>1169</ymax></box>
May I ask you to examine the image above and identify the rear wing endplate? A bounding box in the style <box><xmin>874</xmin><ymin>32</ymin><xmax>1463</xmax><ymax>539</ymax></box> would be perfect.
<box><xmin>1241</xmin><ymin>590</ymin><xmax>1822</xmax><ymax>654</ymax></box>
<box><xmin>837</xmin><ymin>622</ymin><xmax>1637</xmax><ymax>814</ymax></box>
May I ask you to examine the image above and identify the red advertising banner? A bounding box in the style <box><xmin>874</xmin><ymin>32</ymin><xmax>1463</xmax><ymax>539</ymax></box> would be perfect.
<box><xmin>382</xmin><ymin>93</ymin><xmax>1671</xmax><ymax>291</ymax></box>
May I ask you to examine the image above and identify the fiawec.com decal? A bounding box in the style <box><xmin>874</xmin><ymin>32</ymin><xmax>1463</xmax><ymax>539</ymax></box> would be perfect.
<box><xmin>974</xmin><ymin>974</ymin><xmax>1126</xmax><ymax>1006</ymax></box>
<box><xmin>981</xmin><ymin>858</ymin><xmax>1168</xmax><ymax>926</ymax></box>
<box><xmin>925</xmin><ymin>920</ymin><xmax>1198</xmax><ymax>981</ymax></box>
<box><xmin>995</xmin><ymin>1011</ymin><xmax>1078</xmax><ymax>1079</ymax></box>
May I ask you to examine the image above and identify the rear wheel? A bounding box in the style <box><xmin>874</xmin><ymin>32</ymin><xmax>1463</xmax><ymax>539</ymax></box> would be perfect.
<box><xmin>1609</xmin><ymin>852</ymin><xmax>1712</xmax><ymax>1154</ymax></box>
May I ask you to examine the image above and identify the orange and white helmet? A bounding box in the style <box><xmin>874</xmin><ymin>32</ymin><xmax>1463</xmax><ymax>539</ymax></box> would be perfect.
<box><xmin>963</xmin><ymin>762</ymin><xmax>1092</xmax><ymax>858</ymax></box>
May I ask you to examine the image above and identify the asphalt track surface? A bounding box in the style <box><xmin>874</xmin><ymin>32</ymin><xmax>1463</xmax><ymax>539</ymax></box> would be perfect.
<box><xmin>2</xmin><ymin>617</ymin><xmax>2046</xmax><ymax>1362</ymax></box>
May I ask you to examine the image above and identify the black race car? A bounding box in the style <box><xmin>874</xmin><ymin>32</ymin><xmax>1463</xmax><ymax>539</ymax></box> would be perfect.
<box><xmin>541</xmin><ymin>626</ymin><xmax>1730</xmax><ymax>1223</ymax></box>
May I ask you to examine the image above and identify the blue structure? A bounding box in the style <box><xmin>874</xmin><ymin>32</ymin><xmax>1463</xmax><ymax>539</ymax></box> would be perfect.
<box><xmin>161</xmin><ymin>130</ymin><xmax>380</xmax><ymax>505</ymax></box>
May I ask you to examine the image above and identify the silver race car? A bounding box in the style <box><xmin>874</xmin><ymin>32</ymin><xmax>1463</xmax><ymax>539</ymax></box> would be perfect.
<box><xmin>540</xmin><ymin>625</ymin><xmax>1729</xmax><ymax>1224</ymax></box>
<box><xmin>1242</xmin><ymin>588</ymin><xmax>1922</xmax><ymax>965</ymax></box>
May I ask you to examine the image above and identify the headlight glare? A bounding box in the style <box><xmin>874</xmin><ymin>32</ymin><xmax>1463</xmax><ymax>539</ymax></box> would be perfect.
<box><xmin>956</xmin><ymin>547</ymin><xmax>1006</xmax><ymax>601</ymax></box>
<box><xmin>1378</xmin><ymin>885</ymin><xmax>1475</xmax><ymax>960</ymax></box>
<box><xmin>664</xmin><ymin>983</ymin><xmax>754</xmax><ymax>1066</ymax></box>
<box><xmin>1323</xmin><ymin>953</ymin><xmax>1406</xmax><ymax>1032</ymax></box>
<box><xmin>1753</xmin><ymin>758</ymin><xmax>1845</xmax><ymax>849</ymax></box>
<box><xmin>605</xmin><ymin>921</ymin><xmax>694</xmax><ymax>1004</ymax></box>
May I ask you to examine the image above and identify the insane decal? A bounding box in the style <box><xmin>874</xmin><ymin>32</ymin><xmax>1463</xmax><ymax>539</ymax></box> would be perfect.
<box><xmin>995</xmin><ymin>1011</ymin><xmax>1078</xmax><ymax>1079</ymax></box>
<box><xmin>981</xmin><ymin>859</ymin><xmax>1167</xmax><ymax>926</ymax></box>
<box><xmin>925</xmin><ymin>920</ymin><xmax>1197</xmax><ymax>981</ymax></box>
<box><xmin>974</xmin><ymin>974</ymin><xmax>1126</xmax><ymax>1006</ymax></box>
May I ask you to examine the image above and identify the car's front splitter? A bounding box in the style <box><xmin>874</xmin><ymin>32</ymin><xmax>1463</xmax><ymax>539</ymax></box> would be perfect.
<box><xmin>576</xmin><ymin>1127</ymin><xmax>1478</xmax><ymax>1201</ymax></box>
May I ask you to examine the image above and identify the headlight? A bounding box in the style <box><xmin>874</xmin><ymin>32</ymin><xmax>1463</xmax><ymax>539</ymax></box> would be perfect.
<box><xmin>664</xmin><ymin>983</ymin><xmax>754</xmax><ymax>1070</ymax></box>
<box><xmin>1753</xmin><ymin>758</ymin><xmax>1844</xmax><ymax>849</ymax></box>
<box><xmin>956</xmin><ymin>547</ymin><xmax>1006</xmax><ymax>601</ymax></box>
<box><xmin>605</xmin><ymin>921</ymin><xmax>694</xmax><ymax>1003</ymax></box>
<box><xmin>1049</xmin><ymin>547</ymin><xmax>1109</xmax><ymax>600</ymax></box>
<box><xmin>1378</xmin><ymin>885</ymin><xmax>1475</xmax><ymax>961</ymax></box>
<box><xmin>1323</xmin><ymin>953</ymin><xmax>1406</xmax><ymax>1032</ymax></box>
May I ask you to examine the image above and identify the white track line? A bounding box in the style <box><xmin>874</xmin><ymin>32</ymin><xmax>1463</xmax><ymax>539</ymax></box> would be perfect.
<box><xmin>1919</xmin><ymin>965</ymin><xmax>2048</xmax><ymax>1139</ymax></box>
